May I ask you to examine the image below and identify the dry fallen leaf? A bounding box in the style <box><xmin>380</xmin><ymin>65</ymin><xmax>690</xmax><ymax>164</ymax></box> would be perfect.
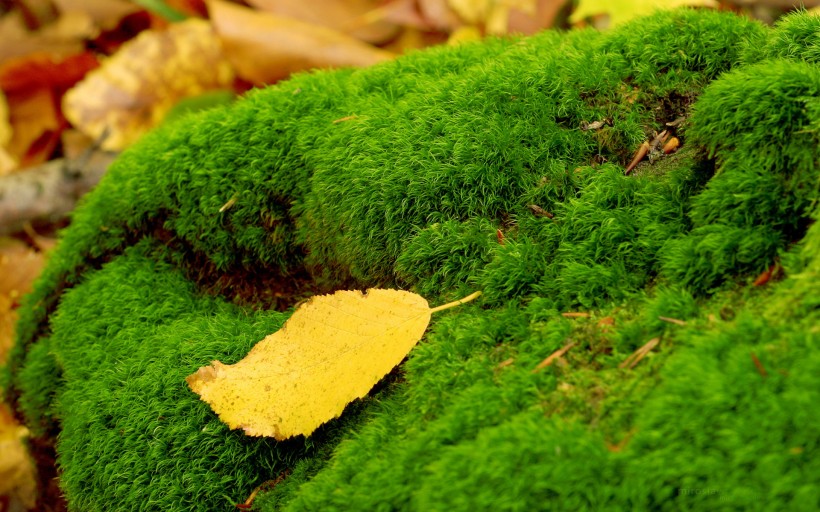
<box><xmin>247</xmin><ymin>0</ymin><xmax>400</xmax><ymax>45</ymax></box>
<box><xmin>508</xmin><ymin>0</ymin><xmax>568</xmax><ymax>34</ymax></box>
<box><xmin>4</xmin><ymin>87</ymin><xmax>63</xmax><ymax>170</ymax></box>
<box><xmin>0</xmin><ymin>235</ymin><xmax>51</xmax><ymax>511</ymax></box>
<box><xmin>0</xmin><ymin>401</ymin><xmax>36</xmax><ymax>510</ymax></box>
<box><xmin>62</xmin><ymin>18</ymin><xmax>234</xmax><ymax>150</ymax></box>
<box><xmin>448</xmin><ymin>0</ymin><xmax>536</xmax><ymax>34</ymax></box>
<box><xmin>51</xmin><ymin>0</ymin><xmax>141</xmax><ymax>29</ymax></box>
<box><xmin>187</xmin><ymin>289</ymin><xmax>481</xmax><ymax>439</ymax></box>
<box><xmin>209</xmin><ymin>0</ymin><xmax>394</xmax><ymax>86</ymax></box>
<box><xmin>0</xmin><ymin>91</ymin><xmax>13</xmax><ymax>174</ymax></box>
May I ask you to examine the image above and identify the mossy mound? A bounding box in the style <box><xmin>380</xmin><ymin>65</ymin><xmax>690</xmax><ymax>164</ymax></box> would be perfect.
<box><xmin>4</xmin><ymin>8</ymin><xmax>819</xmax><ymax>511</ymax></box>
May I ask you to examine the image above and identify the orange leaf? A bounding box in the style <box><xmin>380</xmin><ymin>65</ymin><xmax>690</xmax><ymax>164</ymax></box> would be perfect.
<box><xmin>209</xmin><ymin>0</ymin><xmax>394</xmax><ymax>86</ymax></box>
<box><xmin>0</xmin><ymin>51</ymin><xmax>99</xmax><ymax>94</ymax></box>
<box><xmin>5</xmin><ymin>87</ymin><xmax>63</xmax><ymax>169</ymax></box>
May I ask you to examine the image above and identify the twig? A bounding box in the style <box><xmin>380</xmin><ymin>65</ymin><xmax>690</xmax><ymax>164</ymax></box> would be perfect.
<box><xmin>561</xmin><ymin>312</ymin><xmax>590</xmax><ymax>319</ymax></box>
<box><xmin>750</xmin><ymin>352</ymin><xmax>768</xmax><ymax>378</ymax></box>
<box><xmin>332</xmin><ymin>115</ymin><xmax>358</xmax><ymax>124</ymax></box>
<box><xmin>658</xmin><ymin>316</ymin><xmax>686</xmax><ymax>326</ymax></box>
<box><xmin>0</xmin><ymin>149</ymin><xmax>117</xmax><ymax>234</ymax></box>
<box><xmin>532</xmin><ymin>340</ymin><xmax>577</xmax><ymax>373</ymax></box>
<box><xmin>624</xmin><ymin>141</ymin><xmax>650</xmax><ymax>174</ymax></box>
<box><xmin>236</xmin><ymin>469</ymin><xmax>292</xmax><ymax>509</ymax></box>
<box><xmin>430</xmin><ymin>291</ymin><xmax>482</xmax><ymax>313</ymax></box>
<box><xmin>619</xmin><ymin>337</ymin><xmax>660</xmax><ymax>369</ymax></box>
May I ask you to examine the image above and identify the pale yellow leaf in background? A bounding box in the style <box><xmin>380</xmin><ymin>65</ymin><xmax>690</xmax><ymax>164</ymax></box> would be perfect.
<box><xmin>246</xmin><ymin>0</ymin><xmax>400</xmax><ymax>45</ymax></box>
<box><xmin>447</xmin><ymin>0</ymin><xmax>536</xmax><ymax>34</ymax></box>
<box><xmin>570</xmin><ymin>0</ymin><xmax>717</xmax><ymax>28</ymax></box>
<box><xmin>62</xmin><ymin>19</ymin><xmax>234</xmax><ymax>151</ymax></box>
<box><xmin>209</xmin><ymin>0</ymin><xmax>394</xmax><ymax>86</ymax></box>
<box><xmin>187</xmin><ymin>289</ymin><xmax>481</xmax><ymax>439</ymax></box>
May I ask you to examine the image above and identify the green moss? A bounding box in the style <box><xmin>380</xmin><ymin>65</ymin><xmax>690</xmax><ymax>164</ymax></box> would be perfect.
<box><xmin>3</xmin><ymin>8</ymin><xmax>819</xmax><ymax>512</ymax></box>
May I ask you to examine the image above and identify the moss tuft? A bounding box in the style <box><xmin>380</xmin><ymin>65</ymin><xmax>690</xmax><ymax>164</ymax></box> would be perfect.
<box><xmin>3</xmin><ymin>8</ymin><xmax>818</xmax><ymax>512</ymax></box>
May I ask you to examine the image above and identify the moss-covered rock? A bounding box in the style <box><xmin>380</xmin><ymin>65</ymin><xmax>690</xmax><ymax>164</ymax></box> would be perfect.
<box><xmin>3</xmin><ymin>8</ymin><xmax>819</xmax><ymax>511</ymax></box>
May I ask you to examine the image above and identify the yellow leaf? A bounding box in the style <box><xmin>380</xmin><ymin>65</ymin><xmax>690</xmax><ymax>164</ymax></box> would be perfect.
<box><xmin>570</xmin><ymin>0</ymin><xmax>717</xmax><ymax>28</ymax></box>
<box><xmin>62</xmin><ymin>19</ymin><xmax>235</xmax><ymax>151</ymax></box>
<box><xmin>447</xmin><ymin>0</ymin><xmax>536</xmax><ymax>34</ymax></box>
<box><xmin>187</xmin><ymin>289</ymin><xmax>481</xmax><ymax>439</ymax></box>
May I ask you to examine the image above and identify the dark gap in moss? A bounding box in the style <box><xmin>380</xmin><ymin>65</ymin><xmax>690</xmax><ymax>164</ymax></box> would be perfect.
<box><xmin>147</xmin><ymin>220</ymin><xmax>350</xmax><ymax>311</ymax></box>
<box><xmin>27</xmin><ymin>434</ymin><xmax>66</xmax><ymax>512</ymax></box>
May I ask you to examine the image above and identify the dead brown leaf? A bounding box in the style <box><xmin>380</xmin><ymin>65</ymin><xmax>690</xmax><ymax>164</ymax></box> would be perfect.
<box><xmin>248</xmin><ymin>0</ymin><xmax>400</xmax><ymax>45</ymax></box>
<box><xmin>4</xmin><ymin>87</ymin><xmax>63</xmax><ymax>170</ymax></box>
<box><xmin>62</xmin><ymin>18</ymin><xmax>235</xmax><ymax>150</ymax></box>
<box><xmin>0</xmin><ymin>401</ymin><xmax>36</xmax><ymax>510</ymax></box>
<box><xmin>209</xmin><ymin>0</ymin><xmax>394</xmax><ymax>86</ymax></box>
<box><xmin>0</xmin><ymin>91</ymin><xmax>13</xmax><ymax>174</ymax></box>
<box><xmin>51</xmin><ymin>0</ymin><xmax>142</xmax><ymax>28</ymax></box>
<box><xmin>0</xmin><ymin>236</ymin><xmax>49</xmax><ymax>304</ymax></box>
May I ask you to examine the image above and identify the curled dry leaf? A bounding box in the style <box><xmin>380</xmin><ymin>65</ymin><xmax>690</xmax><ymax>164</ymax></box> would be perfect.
<box><xmin>0</xmin><ymin>235</ymin><xmax>51</xmax><ymax>360</ymax></box>
<box><xmin>0</xmin><ymin>402</ymin><xmax>36</xmax><ymax>510</ymax></box>
<box><xmin>62</xmin><ymin>18</ymin><xmax>234</xmax><ymax>151</ymax></box>
<box><xmin>4</xmin><ymin>87</ymin><xmax>63</xmax><ymax>170</ymax></box>
<box><xmin>247</xmin><ymin>0</ymin><xmax>399</xmax><ymax>45</ymax></box>
<box><xmin>0</xmin><ymin>91</ymin><xmax>13</xmax><ymax>174</ymax></box>
<box><xmin>187</xmin><ymin>289</ymin><xmax>481</xmax><ymax>439</ymax></box>
<box><xmin>209</xmin><ymin>0</ymin><xmax>394</xmax><ymax>86</ymax></box>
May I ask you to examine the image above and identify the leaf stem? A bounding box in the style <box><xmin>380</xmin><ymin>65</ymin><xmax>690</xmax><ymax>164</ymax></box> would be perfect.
<box><xmin>430</xmin><ymin>291</ymin><xmax>482</xmax><ymax>313</ymax></box>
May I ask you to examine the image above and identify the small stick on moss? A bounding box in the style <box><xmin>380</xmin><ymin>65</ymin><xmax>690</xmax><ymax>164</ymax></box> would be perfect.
<box><xmin>625</xmin><ymin>141</ymin><xmax>650</xmax><ymax>174</ymax></box>
<box><xmin>496</xmin><ymin>358</ymin><xmax>515</xmax><ymax>370</ymax></box>
<box><xmin>562</xmin><ymin>312</ymin><xmax>590</xmax><ymax>319</ymax></box>
<box><xmin>753</xmin><ymin>261</ymin><xmax>780</xmax><ymax>286</ymax></box>
<box><xmin>619</xmin><ymin>337</ymin><xmax>660</xmax><ymax>369</ymax></box>
<box><xmin>750</xmin><ymin>352</ymin><xmax>768</xmax><ymax>378</ymax></box>
<box><xmin>430</xmin><ymin>291</ymin><xmax>482</xmax><ymax>313</ymax></box>
<box><xmin>528</xmin><ymin>204</ymin><xmax>554</xmax><ymax>218</ymax></box>
<box><xmin>332</xmin><ymin>115</ymin><xmax>358</xmax><ymax>124</ymax></box>
<box><xmin>219</xmin><ymin>193</ymin><xmax>239</xmax><ymax>213</ymax></box>
<box><xmin>532</xmin><ymin>340</ymin><xmax>576</xmax><ymax>373</ymax></box>
<box><xmin>649</xmin><ymin>130</ymin><xmax>670</xmax><ymax>153</ymax></box>
<box><xmin>236</xmin><ymin>469</ymin><xmax>292</xmax><ymax>509</ymax></box>
<box><xmin>658</xmin><ymin>316</ymin><xmax>686</xmax><ymax>326</ymax></box>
